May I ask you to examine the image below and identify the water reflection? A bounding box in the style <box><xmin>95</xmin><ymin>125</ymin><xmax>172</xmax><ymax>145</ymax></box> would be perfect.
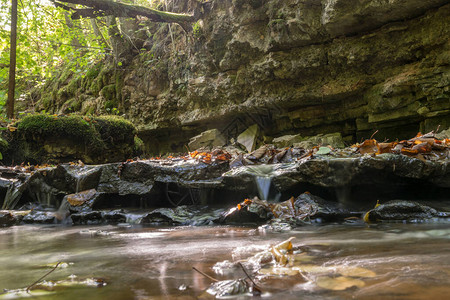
<box><xmin>0</xmin><ymin>223</ymin><xmax>449</xmax><ymax>299</ymax></box>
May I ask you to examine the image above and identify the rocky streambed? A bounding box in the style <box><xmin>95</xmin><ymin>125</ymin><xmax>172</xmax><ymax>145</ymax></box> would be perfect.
<box><xmin>1</xmin><ymin>138</ymin><xmax>449</xmax><ymax>227</ymax></box>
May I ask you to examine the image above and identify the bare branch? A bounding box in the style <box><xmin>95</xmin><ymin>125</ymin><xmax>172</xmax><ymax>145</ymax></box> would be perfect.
<box><xmin>52</xmin><ymin>0</ymin><xmax>196</xmax><ymax>31</ymax></box>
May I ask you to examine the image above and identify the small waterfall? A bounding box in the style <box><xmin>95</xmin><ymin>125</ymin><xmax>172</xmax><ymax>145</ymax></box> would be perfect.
<box><xmin>255</xmin><ymin>176</ymin><xmax>272</xmax><ymax>200</ymax></box>
<box><xmin>246</xmin><ymin>165</ymin><xmax>281</xmax><ymax>201</ymax></box>
<box><xmin>2</xmin><ymin>181</ymin><xmax>25</xmax><ymax>210</ymax></box>
<box><xmin>55</xmin><ymin>196</ymin><xmax>71</xmax><ymax>222</ymax></box>
<box><xmin>75</xmin><ymin>175</ymin><xmax>82</xmax><ymax>194</ymax></box>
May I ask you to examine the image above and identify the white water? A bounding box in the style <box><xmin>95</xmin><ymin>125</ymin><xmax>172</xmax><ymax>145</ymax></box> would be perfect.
<box><xmin>255</xmin><ymin>176</ymin><xmax>272</xmax><ymax>200</ymax></box>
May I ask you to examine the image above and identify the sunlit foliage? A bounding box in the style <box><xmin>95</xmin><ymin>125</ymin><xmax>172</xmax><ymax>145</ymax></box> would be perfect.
<box><xmin>0</xmin><ymin>0</ymin><xmax>108</xmax><ymax>111</ymax></box>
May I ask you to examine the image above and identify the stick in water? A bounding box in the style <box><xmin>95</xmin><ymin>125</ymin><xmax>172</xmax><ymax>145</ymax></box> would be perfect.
<box><xmin>238</xmin><ymin>262</ymin><xmax>262</xmax><ymax>290</ymax></box>
<box><xmin>192</xmin><ymin>267</ymin><xmax>218</xmax><ymax>282</ymax></box>
<box><xmin>26</xmin><ymin>262</ymin><xmax>62</xmax><ymax>293</ymax></box>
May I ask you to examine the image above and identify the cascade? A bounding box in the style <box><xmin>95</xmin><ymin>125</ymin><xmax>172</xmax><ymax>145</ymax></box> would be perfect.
<box><xmin>2</xmin><ymin>180</ymin><xmax>26</xmax><ymax>210</ymax></box>
<box><xmin>246</xmin><ymin>165</ymin><xmax>280</xmax><ymax>201</ymax></box>
<box><xmin>255</xmin><ymin>176</ymin><xmax>271</xmax><ymax>201</ymax></box>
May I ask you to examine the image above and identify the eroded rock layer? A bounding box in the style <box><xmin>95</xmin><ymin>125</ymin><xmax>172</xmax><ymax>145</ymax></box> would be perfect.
<box><xmin>36</xmin><ymin>0</ymin><xmax>450</xmax><ymax>154</ymax></box>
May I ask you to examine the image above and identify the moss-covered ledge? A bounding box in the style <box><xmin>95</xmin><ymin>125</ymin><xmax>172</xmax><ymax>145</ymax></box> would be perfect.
<box><xmin>4</xmin><ymin>114</ymin><xmax>138</xmax><ymax>164</ymax></box>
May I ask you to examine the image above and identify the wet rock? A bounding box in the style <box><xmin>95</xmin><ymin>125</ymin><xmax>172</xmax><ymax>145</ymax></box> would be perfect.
<box><xmin>70</xmin><ymin>211</ymin><xmax>103</xmax><ymax>225</ymax></box>
<box><xmin>365</xmin><ymin>200</ymin><xmax>447</xmax><ymax>222</ymax></box>
<box><xmin>63</xmin><ymin>189</ymin><xmax>102</xmax><ymax>214</ymax></box>
<box><xmin>103</xmin><ymin>209</ymin><xmax>127</xmax><ymax>224</ymax></box>
<box><xmin>22</xmin><ymin>211</ymin><xmax>56</xmax><ymax>224</ymax></box>
<box><xmin>294</xmin><ymin>192</ymin><xmax>353</xmax><ymax>222</ymax></box>
<box><xmin>66</xmin><ymin>189</ymin><xmax>98</xmax><ymax>207</ymax></box>
<box><xmin>188</xmin><ymin>129</ymin><xmax>226</xmax><ymax>150</ymax></box>
<box><xmin>0</xmin><ymin>211</ymin><xmax>17</xmax><ymax>226</ymax></box>
<box><xmin>142</xmin><ymin>206</ymin><xmax>224</xmax><ymax>225</ymax></box>
<box><xmin>222</xmin><ymin>193</ymin><xmax>355</xmax><ymax>226</ymax></box>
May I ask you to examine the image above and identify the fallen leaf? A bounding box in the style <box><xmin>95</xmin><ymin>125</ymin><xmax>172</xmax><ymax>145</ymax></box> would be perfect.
<box><xmin>411</xmin><ymin>142</ymin><xmax>432</xmax><ymax>153</ymax></box>
<box><xmin>316</xmin><ymin>147</ymin><xmax>331</xmax><ymax>155</ymax></box>
<box><xmin>358</xmin><ymin>139</ymin><xmax>378</xmax><ymax>155</ymax></box>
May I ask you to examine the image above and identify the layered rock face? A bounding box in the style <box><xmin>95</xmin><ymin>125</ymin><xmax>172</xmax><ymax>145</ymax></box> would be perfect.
<box><xmin>41</xmin><ymin>0</ymin><xmax>450</xmax><ymax>154</ymax></box>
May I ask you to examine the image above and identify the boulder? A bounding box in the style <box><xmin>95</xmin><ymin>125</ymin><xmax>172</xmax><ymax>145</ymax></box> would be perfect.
<box><xmin>294</xmin><ymin>192</ymin><xmax>353</xmax><ymax>222</ymax></box>
<box><xmin>0</xmin><ymin>211</ymin><xmax>16</xmax><ymax>226</ymax></box>
<box><xmin>237</xmin><ymin>124</ymin><xmax>260</xmax><ymax>153</ymax></box>
<box><xmin>293</xmin><ymin>133</ymin><xmax>345</xmax><ymax>149</ymax></box>
<box><xmin>188</xmin><ymin>129</ymin><xmax>226</xmax><ymax>150</ymax></box>
<box><xmin>71</xmin><ymin>211</ymin><xmax>103</xmax><ymax>225</ymax></box>
<box><xmin>272</xmin><ymin>134</ymin><xmax>302</xmax><ymax>148</ymax></box>
<box><xmin>364</xmin><ymin>200</ymin><xmax>448</xmax><ymax>222</ymax></box>
<box><xmin>103</xmin><ymin>209</ymin><xmax>127</xmax><ymax>224</ymax></box>
<box><xmin>22</xmin><ymin>211</ymin><xmax>56</xmax><ymax>224</ymax></box>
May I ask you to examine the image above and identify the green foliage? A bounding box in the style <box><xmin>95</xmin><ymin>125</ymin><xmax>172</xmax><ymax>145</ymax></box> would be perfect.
<box><xmin>0</xmin><ymin>0</ymin><xmax>108</xmax><ymax>114</ymax></box>
<box><xmin>192</xmin><ymin>21</ymin><xmax>202</xmax><ymax>38</ymax></box>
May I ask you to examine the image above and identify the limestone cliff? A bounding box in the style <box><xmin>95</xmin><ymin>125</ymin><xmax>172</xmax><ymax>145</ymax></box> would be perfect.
<box><xmin>37</xmin><ymin>0</ymin><xmax>450</xmax><ymax>154</ymax></box>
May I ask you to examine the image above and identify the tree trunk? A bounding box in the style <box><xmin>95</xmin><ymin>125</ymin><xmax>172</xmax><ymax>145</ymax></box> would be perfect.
<box><xmin>7</xmin><ymin>0</ymin><xmax>18</xmax><ymax>119</ymax></box>
<box><xmin>53</xmin><ymin>0</ymin><xmax>196</xmax><ymax>31</ymax></box>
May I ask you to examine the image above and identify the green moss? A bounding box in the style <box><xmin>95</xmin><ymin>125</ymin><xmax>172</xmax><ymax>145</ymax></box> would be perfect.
<box><xmin>66</xmin><ymin>76</ymin><xmax>81</xmax><ymax>95</ymax></box>
<box><xmin>40</xmin><ymin>95</ymin><xmax>53</xmax><ymax>110</ymax></box>
<box><xmin>58</xmin><ymin>66</ymin><xmax>74</xmax><ymax>86</ymax></box>
<box><xmin>56</xmin><ymin>88</ymin><xmax>69</xmax><ymax>102</ymax></box>
<box><xmin>84</xmin><ymin>105</ymin><xmax>96</xmax><ymax>115</ymax></box>
<box><xmin>134</xmin><ymin>136</ymin><xmax>144</xmax><ymax>153</ymax></box>
<box><xmin>85</xmin><ymin>64</ymin><xmax>101</xmax><ymax>80</ymax></box>
<box><xmin>17</xmin><ymin>114</ymin><xmax>104</xmax><ymax>151</ymax></box>
<box><xmin>104</xmin><ymin>100</ymin><xmax>117</xmax><ymax>111</ymax></box>
<box><xmin>93</xmin><ymin>115</ymin><xmax>136</xmax><ymax>146</ymax></box>
<box><xmin>89</xmin><ymin>78</ymin><xmax>102</xmax><ymax>95</ymax></box>
<box><xmin>63</xmin><ymin>98</ymin><xmax>82</xmax><ymax>113</ymax></box>
<box><xmin>101</xmin><ymin>84</ymin><xmax>116</xmax><ymax>101</ymax></box>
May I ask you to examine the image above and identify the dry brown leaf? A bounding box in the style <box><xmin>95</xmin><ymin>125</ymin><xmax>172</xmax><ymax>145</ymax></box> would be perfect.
<box><xmin>358</xmin><ymin>139</ymin><xmax>378</xmax><ymax>155</ymax></box>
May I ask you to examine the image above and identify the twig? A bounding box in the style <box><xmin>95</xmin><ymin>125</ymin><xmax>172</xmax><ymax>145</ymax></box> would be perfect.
<box><xmin>26</xmin><ymin>262</ymin><xmax>62</xmax><ymax>293</ymax></box>
<box><xmin>238</xmin><ymin>262</ymin><xmax>262</xmax><ymax>290</ymax></box>
<box><xmin>370</xmin><ymin>130</ymin><xmax>379</xmax><ymax>140</ymax></box>
<box><xmin>192</xmin><ymin>267</ymin><xmax>218</xmax><ymax>282</ymax></box>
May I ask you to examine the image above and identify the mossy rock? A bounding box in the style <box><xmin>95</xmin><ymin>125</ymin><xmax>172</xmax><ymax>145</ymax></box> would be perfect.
<box><xmin>101</xmin><ymin>84</ymin><xmax>117</xmax><ymax>101</ymax></box>
<box><xmin>8</xmin><ymin>114</ymin><xmax>138</xmax><ymax>164</ymax></box>
<box><xmin>17</xmin><ymin>114</ymin><xmax>104</xmax><ymax>150</ymax></box>
<box><xmin>93</xmin><ymin>115</ymin><xmax>136</xmax><ymax>146</ymax></box>
<box><xmin>85</xmin><ymin>64</ymin><xmax>102</xmax><ymax>80</ymax></box>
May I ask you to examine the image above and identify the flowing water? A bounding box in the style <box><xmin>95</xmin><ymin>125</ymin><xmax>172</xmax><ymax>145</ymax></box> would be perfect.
<box><xmin>0</xmin><ymin>223</ymin><xmax>449</xmax><ymax>299</ymax></box>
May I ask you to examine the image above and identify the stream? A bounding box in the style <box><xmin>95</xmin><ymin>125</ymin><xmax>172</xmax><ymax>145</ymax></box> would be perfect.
<box><xmin>1</xmin><ymin>222</ymin><xmax>449</xmax><ymax>299</ymax></box>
